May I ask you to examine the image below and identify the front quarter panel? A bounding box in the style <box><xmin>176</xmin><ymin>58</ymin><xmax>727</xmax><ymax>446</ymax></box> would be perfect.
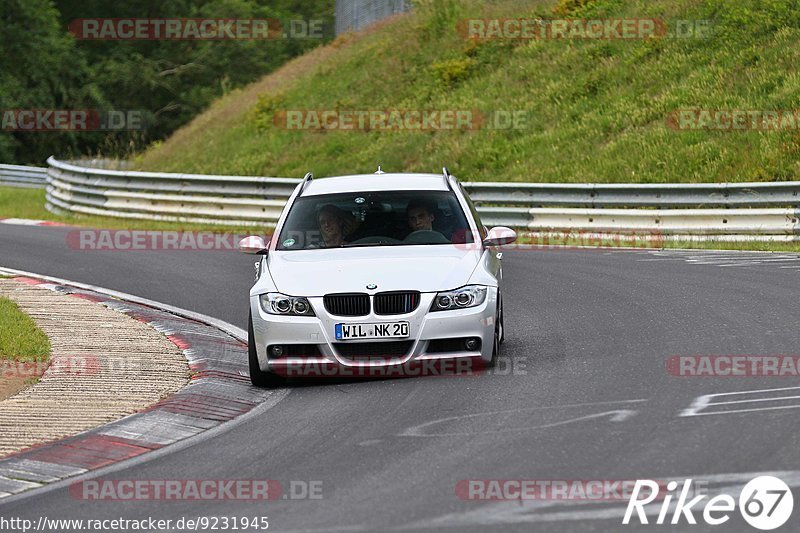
<box><xmin>468</xmin><ymin>249</ymin><xmax>501</xmax><ymax>288</ymax></box>
<box><xmin>249</xmin><ymin>255</ymin><xmax>278</xmax><ymax>297</ymax></box>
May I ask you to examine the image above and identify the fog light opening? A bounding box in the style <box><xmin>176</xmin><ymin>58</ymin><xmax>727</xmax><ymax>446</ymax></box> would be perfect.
<box><xmin>465</xmin><ymin>338</ymin><xmax>480</xmax><ymax>351</ymax></box>
<box><xmin>270</xmin><ymin>345</ymin><xmax>285</xmax><ymax>358</ymax></box>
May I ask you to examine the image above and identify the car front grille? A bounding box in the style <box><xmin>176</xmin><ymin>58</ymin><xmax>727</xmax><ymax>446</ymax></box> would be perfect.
<box><xmin>374</xmin><ymin>291</ymin><xmax>420</xmax><ymax>315</ymax></box>
<box><xmin>333</xmin><ymin>341</ymin><xmax>413</xmax><ymax>361</ymax></box>
<box><xmin>324</xmin><ymin>293</ymin><xmax>370</xmax><ymax>316</ymax></box>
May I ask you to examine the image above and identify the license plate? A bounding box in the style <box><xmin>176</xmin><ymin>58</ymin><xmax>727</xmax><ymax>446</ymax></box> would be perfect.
<box><xmin>335</xmin><ymin>321</ymin><xmax>409</xmax><ymax>340</ymax></box>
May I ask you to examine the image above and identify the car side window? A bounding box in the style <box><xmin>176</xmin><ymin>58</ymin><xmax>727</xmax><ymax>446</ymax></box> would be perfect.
<box><xmin>459</xmin><ymin>184</ymin><xmax>487</xmax><ymax>240</ymax></box>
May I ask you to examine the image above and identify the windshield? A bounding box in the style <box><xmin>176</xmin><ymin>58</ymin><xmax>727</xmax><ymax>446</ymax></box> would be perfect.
<box><xmin>276</xmin><ymin>190</ymin><xmax>475</xmax><ymax>250</ymax></box>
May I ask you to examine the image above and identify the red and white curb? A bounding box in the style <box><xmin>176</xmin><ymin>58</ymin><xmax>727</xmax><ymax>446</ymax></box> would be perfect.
<box><xmin>0</xmin><ymin>268</ymin><xmax>271</xmax><ymax>500</ymax></box>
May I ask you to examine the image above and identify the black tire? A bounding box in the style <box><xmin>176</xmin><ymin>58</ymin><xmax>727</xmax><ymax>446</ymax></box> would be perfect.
<box><xmin>485</xmin><ymin>298</ymin><xmax>501</xmax><ymax>369</ymax></box>
<box><xmin>248</xmin><ymin>311</ymin><xmax>286</xmax><ymax>388</ymax></box>
<box><xmin>498</xmin><ymin>292</ymin><xmax>505</xmax><ymax>344</ymax></box>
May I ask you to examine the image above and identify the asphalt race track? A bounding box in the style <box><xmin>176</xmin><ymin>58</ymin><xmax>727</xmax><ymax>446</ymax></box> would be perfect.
<box><xmin>2</xmin><ymin>223</ymin><xmax>800</xmax><ymax>532</ymax></box>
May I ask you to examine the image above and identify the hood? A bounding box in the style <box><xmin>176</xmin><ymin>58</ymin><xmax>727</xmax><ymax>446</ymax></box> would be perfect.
<box><xmin>266</xmin><ymin>245</ymin><xmax>482</xmax><ymax>296</ymax></box>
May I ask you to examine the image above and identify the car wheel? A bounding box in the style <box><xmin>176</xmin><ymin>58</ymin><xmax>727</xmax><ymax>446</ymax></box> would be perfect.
<box><xmin>248</xmin><ymin>311</ymin><xmax>286</xmax><ymax>388</ymax></box>
<box><xmin>485</xmin><ymin>303</ymin><xmax>501</xmax><ymax>369</ymax></box>
<box><xmin>498</xmin><ymin>292</ymin><xmax>505</xmax><ymax>344</ymax></box>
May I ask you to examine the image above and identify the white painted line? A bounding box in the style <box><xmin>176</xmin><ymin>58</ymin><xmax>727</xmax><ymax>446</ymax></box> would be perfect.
<box><xmin>656</xmin><ymin>249</ymin><xmax>789</xmax><ymax>255</ymax></box>
<box><xmin>680</xmin><ymin>395</ymin><xmax>711</xmax><ymax>417</ymax></box>
<box><xmin>704</xmin><ymin>395</ymin><xmax>800</xmax><ymax>406</ymax></box>
<box><xmin>640</xmin><ymin>251</ymin><xmax>800</xmax><ymax>272</ymax></box>
<box><xmin>685</xmin><ymin>255</ymin><xmax>764</xmax><ymax>261</ymax></box>
<box><xmin>686</xmin><ymin>259</ymin><xmax>774</xmax><ymax>265</ymax></box>
<box><xmin>400</xmin><ymin>400</ymin><xmax>644</xmax><ymax>437</ymax></box>
<box><xmin>681</xmin><ymin>405</ymin><xmax>800</xmax><ymax>417</ymax></box>
<box><xmin>0</xmin><ymin>218</ymin><xmax>53</xmax><ymax>226</ymax></box>
<box><xmin>680</xmin><ymin>387</ymin><xmax>800</xmax><ymax>417</ymax></box>
<box><xmin>694</xmin><ymin>385</ymin><xmax>800</xmax><ymax>398</ymax></box>
<box><xmin>715</xmin><ymin>259</ymin><xmax>800</xmax><ymax>267</ymax></box>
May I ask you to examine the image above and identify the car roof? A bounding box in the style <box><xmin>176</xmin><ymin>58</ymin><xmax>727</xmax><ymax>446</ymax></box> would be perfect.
<box><xmin>300</xmin><ymin>173</ymin><xmax>451</xmax><ymax>196</ymax></box>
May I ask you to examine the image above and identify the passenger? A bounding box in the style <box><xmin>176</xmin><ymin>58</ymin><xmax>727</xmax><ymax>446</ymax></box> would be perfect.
<box><xmin>406</xmin><ymin>199</ymin><xmax>436</xmax><ymax>232</ymax></box>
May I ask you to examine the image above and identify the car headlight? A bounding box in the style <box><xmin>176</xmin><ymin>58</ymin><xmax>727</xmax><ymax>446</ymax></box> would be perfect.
<box><xmin>259</xmin><ymin>293</ymin><xmax>315</xmax><ymax>316</ymax></box>
<box><xmin>430</xmin><ymin>285</ymin><xmax>488</xmax><ymax>311</ymax></box>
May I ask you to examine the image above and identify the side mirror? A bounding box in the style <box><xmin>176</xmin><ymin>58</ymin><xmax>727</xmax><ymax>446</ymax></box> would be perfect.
<box><xmin>238</xmin><ymin>235</ymin><xmax>268</xmax><ymax>254</ymax></box>
<box><xmin>483</xmin><ymin>227</ymin><xmax>517</xmax><ymax>247</ymax></box>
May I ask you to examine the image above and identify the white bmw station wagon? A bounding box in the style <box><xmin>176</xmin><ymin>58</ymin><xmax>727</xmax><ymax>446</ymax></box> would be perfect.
<box><xmin>239</xmin><ymin>168</ymin><xmax>517</xmax><ymax>387</ymax></box>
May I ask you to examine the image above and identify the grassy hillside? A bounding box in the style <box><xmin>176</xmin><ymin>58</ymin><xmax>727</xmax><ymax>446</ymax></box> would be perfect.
<box><xmin>137</xmin><ymin>0</ymin><xmax>800</xmax><ymax>184</ymax></box>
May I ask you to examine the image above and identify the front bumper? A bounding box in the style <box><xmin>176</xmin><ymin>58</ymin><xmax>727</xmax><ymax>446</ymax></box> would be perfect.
<box><xmin>250</xmin><ymin>290</ymin><xmax>497</xmax><ymax>377</ymax></box>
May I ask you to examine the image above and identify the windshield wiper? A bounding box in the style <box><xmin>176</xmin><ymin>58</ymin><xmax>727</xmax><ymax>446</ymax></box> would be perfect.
<box><xmin>342</xmin><ymin>242</ymin><xmax>389</xmax><ymax>248</ymax></box>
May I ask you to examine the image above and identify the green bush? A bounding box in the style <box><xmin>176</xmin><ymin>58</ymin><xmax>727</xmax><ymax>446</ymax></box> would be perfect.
<box><xmin>552</xmin><ymin>0</ymin><xmax>597</xmax><ymax>16</ymax></box>
<box><xmin>430</xmin><ymin>57</ymin><xmax>476</xmax><ymax>86</ymax></box>
<box><xmin>250</xmin><ymin>93</ymin><xmax>287</xmax><ymax>131</ymax></box>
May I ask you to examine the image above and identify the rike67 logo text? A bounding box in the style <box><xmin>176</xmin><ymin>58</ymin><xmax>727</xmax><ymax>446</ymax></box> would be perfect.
<box><xmin>624</xmin><ymin>476</ymin><xmax>793</xmax><ymax>530</ymax></box>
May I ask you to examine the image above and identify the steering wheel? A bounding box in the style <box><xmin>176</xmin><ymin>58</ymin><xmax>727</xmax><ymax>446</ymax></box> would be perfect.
<box><xmin>403</xmin><ymin>230</ymin><xmax>451</xmax><ymax>244</ymax></box>
<box><xmin>348</xmin><ymin>236</ymin><xmax>402</xmax><ymax>245</ymax></box>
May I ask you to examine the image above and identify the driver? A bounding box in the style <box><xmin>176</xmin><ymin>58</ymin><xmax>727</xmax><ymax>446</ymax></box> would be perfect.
<box><xmin>406</xmin><ymin>199</ymin><xmax>435</xmax><ymax>232</ymax></box>
<box><xmin>315</xmin><ymin>204</ymin><xmax>353</xmax><ymax>247</ymax></box>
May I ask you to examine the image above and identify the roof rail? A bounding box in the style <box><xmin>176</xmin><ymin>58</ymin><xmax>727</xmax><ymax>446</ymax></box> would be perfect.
<box><xmin>442</xmin><ymin>167</ymin><xmax>453</xmax><ymax>191</ymax></box>
<box><xmin>298</xmin><ymin>172</ymin><xmax>313</xmax><ymax>194</ymax></box>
